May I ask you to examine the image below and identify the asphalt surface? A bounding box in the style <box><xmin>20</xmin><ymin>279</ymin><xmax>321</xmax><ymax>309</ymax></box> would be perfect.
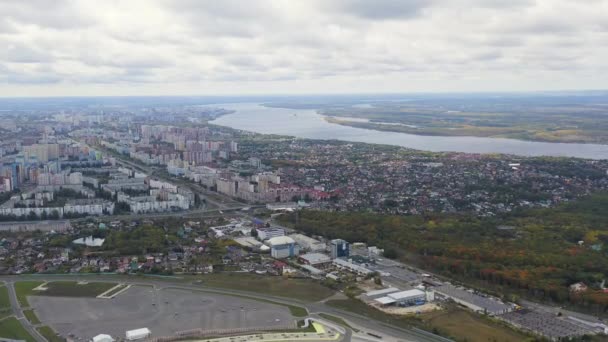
<box><xmin>1</xmin><ymin>275</ymin><xmax>451</xmax><ymax>342</ymax></box>
<box><xmin>29</xmin><ymin>286</ymin><xmax>293</xmax><ymax>340</ymax></box>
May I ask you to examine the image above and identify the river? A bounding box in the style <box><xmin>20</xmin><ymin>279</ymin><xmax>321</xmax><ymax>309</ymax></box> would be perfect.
<box><xmin>210</xmin><ymin>103</ymin><xmax>608</xmax><ymax>159</ymax></box>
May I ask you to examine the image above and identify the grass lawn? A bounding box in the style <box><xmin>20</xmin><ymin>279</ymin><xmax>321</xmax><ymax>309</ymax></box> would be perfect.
<box><xmin>37</xmin><ymin>281</ymin><xmax>117</xmax><ymax>298</ymax></box>
<box><xmin>285</xmin><ymin>304</ymin><xmax>308</xmax><ymax>317</ymax></box>
<box><xmin>0</xmin><ymin>285</ymin><xmax>11</xmax><ymax>309</ymax></box>
<box><xmin>37</xmin><ymin>325</ymin><xmax>65</xmax><ymax>342</ymax></box>
<box><xmin>424</xmin><ymin>309</ymin><xmax>529</xmax><ymax>342</ymax></box>
<box><xmin>327</xmin><ymin>299</ymin><xmax>530</xmax><ymax>342</ymax></box>
<box><xmin>14</xmin><ymin>281</ymin><xmax>44</xmax><ymax>307</ymax></box>
<box><xmin>0</xmin><ymin>317</ymin><xmax>36</xmax><ymax>342</ymax></box>
<box><xmin>23</xmin><ymin>309</ymin><xmax>41</xmax><ymax>325</ymax></box>
<box><xmin>190</xmin><ymin>273</ymin><xmax>335</xmax><ymax>302</ymax></box>
<box><xmin>318</xmin><ymin>313</ymin><xmax>357</xmax><ymax>331</ymax></box>
<box><xmin>326</xmin><ymin>298</ymin><xmax>421</xmax><ymax>331</ymax></box>
<box><xmin>15</xmin><ymin>281</ymin><xmax>117</xmax><ymax>306</ymax></box>
<box><xmin>0</xmin><ymin>285</ymin><xmax>11</xmax><ymax>320</ymax></box>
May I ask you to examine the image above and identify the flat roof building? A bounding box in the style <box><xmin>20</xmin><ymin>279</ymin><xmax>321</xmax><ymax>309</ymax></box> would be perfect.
<box><xmin>375</xmin><ymin>289</ymin><xmax>426</xmax><ymax>306</ymax></box>
<box><xmin>433</xmin><ymin>284</ymin><xmax>512</xmax><ymax>315</ymax></box>
<box><xmin>289</xmin><ymin>233</ymin><xmax>326</xmax><ymax>252</ymax></box>
<box><xmin>298</xmin><ymin>253</ymin><xmax>332</xmax><ymax>267</ymax></box>
<box><xmin>365</xmin><ymin>287</ymin><xmax>401</xmax><ymax>298</ymax></box>
<box><xmin>333</xmin><ymin>258</ymin><xmax>373</xmax><ymax>276</ymax></box>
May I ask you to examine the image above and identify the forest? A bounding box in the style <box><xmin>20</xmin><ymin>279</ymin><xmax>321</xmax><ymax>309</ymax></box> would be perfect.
<box><xmin>280</xmin><ymin>193</ymin><xmax>608</xmax><ymax>314</ymax></box>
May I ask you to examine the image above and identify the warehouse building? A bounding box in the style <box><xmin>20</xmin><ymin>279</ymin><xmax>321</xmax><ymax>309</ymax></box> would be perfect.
<box><xmin>365</xmin><ymin>287</ymin><xmax>401</xmax><ymax>299</ymax></box>
<box><xmin>333</xmin><ymin>258</ymin><xmax>373</xmax><ymax>276</ymax></box>
<box><xmin>289</xmin><ymin>233</ymin><xmax>326</xmax><ymax>252</ymax></box>
<box><xmin>433</xmin><ymin>284</ymin><xmax>512</xmax><ymax>315</ymax></box>
<box><xmin>257</xmin><ymin>227</ymin><xmax>285</xmax><ymax>240</ymax></box>
<box><xmin>375</xmin><ymin>289</ymin><xmax>426</xmax><ymax>306</ymax></box>
<box><xmin>268</xmin><ymin>236</ymin><xmax>300</xmax><ymax>259</ymax></box>
<box><xmin>298</xmin><ymin>253</ymin><xmax>332</xmax><ymax>268</ymax></box>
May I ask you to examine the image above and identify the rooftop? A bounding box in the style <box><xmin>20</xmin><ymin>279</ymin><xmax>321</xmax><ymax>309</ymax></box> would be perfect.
<box><xmin>267</xmin><ymin>236</ymin><xmax>295</xmax><ymax>246</ymax></box>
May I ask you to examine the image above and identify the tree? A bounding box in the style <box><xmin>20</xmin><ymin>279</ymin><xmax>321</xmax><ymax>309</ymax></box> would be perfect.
<box><xmin>383</xmin><ymin>247</ymin><xmax>398</xmax><ymax>260</ymax></box>
<box><xmin>50</xmin><ymin>210</ymin><xmax>60</xmax><ymax>219</ymax></box>
<box><xmin>27</xmin><ymin>211</ymin><xmax>39</xmax><ymax>221</ymax></box>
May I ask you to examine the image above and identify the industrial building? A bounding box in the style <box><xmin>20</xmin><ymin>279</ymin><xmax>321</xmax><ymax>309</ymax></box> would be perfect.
<box><xmin>267</xmin><ymin>236</ymin><xmax>300</xmax><ymax>259</ymax></box>
<box><xmin>375</xmin><ymin>289</ymin><xmax>426</xmax><ymax>306</ymax></box>
<box><xmin>289</xmin><ymin>233</ymin><xmax>326</xmax><ymax>252</ymax></box>
<box><xmin>365</xmin><ymin>287</ymin><xmax>401</xmax><ymax>299</ymax></box>
<box><xmin>330</xmin><ymin>239</ymin><xmax>349</xmax><ymax>259</ymax></box>
<box><xmin>298</xmin><ymin>253</ymin><xmax>332</xmax><ymax>268</ymax></box>
<box><xmin>333</xmin><ymin>258</ymin><xmax>372</xmax><ymax>276</ymax></box>
<box><xmin>301</xmin><ymin>264</ymin><xmax>325</xmax><ymax>276</ymax></box>
<box><xmin>257</xmin><ymin>227</ymin><xmax>285</xmax><ymax>240</ymax></box>
<box><xmin>433</xmin><ymin>284</ymin><xmax>512</xmax><ymax>315</ymax></box>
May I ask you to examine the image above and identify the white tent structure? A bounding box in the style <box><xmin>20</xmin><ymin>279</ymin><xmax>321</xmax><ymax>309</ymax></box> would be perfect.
<box><xmin>125</xmin><ymin>328</ymin><xmax>151</xmax><ymax>341</ymax></box>
<box><xmin>92</xmin><ymin>334</ymin><xmax>114</xmax><ymax>342</ymax></box>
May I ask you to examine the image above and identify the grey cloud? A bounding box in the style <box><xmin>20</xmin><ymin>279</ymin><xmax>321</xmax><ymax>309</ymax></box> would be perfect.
<box><xmin>0</xmin><ymin>64</ymin><xmax>61</xmax><ymax>84</ymax></box>
<box><xmin>0</xmin><ymin>18</ymin><xmax>17</xmax><ymax>33</ymax></box>
<box><xmin>0</xmin><ymin>0</ymin><xmax>95</xmax><ymax>30</ymax></box>
<box><xmin>326</xmin><ymin>0</ymin><xmax>433</xmax><ymax>20</ymax></box>
<box><xmin>474</xmin><ymin>51</ymin><xmax>503</xmax><ymax>61</ymax></box>
<box><xmin>0</xmin><ymin>0</ymin><xmax>606</xmax><ymax>92</ymax></box>
<box><xmin>2</xmin><ymin>44</ymin><xmax>52</xmax><ymax>64</ymax></box>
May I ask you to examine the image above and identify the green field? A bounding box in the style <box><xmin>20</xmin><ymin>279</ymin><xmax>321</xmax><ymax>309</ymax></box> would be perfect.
<box><xmin>37</xmin><ymin>325</ymin><xmax>65</xmax><ymax>342</ymax></box>
<box><xmin>14</xmin><ymin>281</ymin><xmax>44</xmax><ymax>307</ymax></box>
<box><xmin>285</xmin><ymin>304</ymin><xmax>308</xmax><ymax>317</ymax></box>
<box><xmin>190</xmin><ymin>273</ymin><xmax>335</xmax><ymax>302</ymax></box>
<box><xmin>318</xmin><ymin>98</ymin><xmax>608</xmax><ymax>144</ymax></box>
<box><xmin>0</xmin><ymin>285</ymin><xmax>11</xmax><ymax>319</ymax></box>
<box><xmin>0</xmin><ymin>285</ymin><xmax>11</xmax><ymax>309</ymax></box>
<box><xmin>23</xmin><ymin>309</ymin><xmax>41</xmax><ymax>324</ymax></box>
<box><xmin>41</xmin><ymin>281</ymin><xmax>117</xmax><ymax>297</ymax></box>
<box><xmin>15</xmin><ymin>281</ymin><xmax>117</xmax><ymax>306</ymax></box>
<box><xmin>318</xmin><ymin>313</ymin><xmax>357</xmax><ymax>331</ymax></box>
<box><xmin>326</xmin><ymin>299</ymin><xmax>529</xmax><ymax>342</ymax></box>
<box><xmin>0</xmin><ymin>317</ymin><xmax>35</xmax><ymax>342</ymax></box>
<box><xmin>424</xmin><ymin>309</ymin><xmax>529</xmax><ymax>342</ymax></box>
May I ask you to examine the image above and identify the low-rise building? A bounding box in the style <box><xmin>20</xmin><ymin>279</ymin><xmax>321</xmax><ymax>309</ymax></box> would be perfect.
<box><xmin>268</xmin><ymin>236</ymin><xmax>299</xmax><ymax>259</ymax></box>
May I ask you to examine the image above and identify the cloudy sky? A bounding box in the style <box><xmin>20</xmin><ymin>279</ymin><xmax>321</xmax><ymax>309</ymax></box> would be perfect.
<box><xmin>1</xmin><ymin>0</ymin><xmax>607</xmax><ymax>97</ymax></box>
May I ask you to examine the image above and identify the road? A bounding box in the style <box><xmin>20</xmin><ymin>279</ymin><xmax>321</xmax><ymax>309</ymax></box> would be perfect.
<box><xmin>4</xmin><ymin>280</ymin><xmax>46</xmax><ymax>342</ymax></box>
<box><xmin>0</xmin><ymin>274</ymin><xmax>451</xmax><ymax>342</ymax></box>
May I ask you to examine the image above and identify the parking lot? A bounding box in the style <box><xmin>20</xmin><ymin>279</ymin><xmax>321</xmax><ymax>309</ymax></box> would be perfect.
<box><xmin>498</xmin><ymin>309</ymin><xmax>598</xmax><ymax>339</ymax></box>
<box><xmin>29</xmin><ymin>285</ymin><xmax>295</xmax><ymax>340</ymax></box>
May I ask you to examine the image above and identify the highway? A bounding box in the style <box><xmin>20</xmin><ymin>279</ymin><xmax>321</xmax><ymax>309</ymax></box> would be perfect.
<box><xmin>1</xmin><ymin>274</ymin><xmax>451</xmax><ymax>342</ymax></box>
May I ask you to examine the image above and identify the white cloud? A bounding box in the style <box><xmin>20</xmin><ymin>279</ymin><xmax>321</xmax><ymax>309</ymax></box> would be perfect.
<box><xmin>0</xmin><ymin>0</ymin><xmax>607</xmax><ymax>96</ymax></box>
